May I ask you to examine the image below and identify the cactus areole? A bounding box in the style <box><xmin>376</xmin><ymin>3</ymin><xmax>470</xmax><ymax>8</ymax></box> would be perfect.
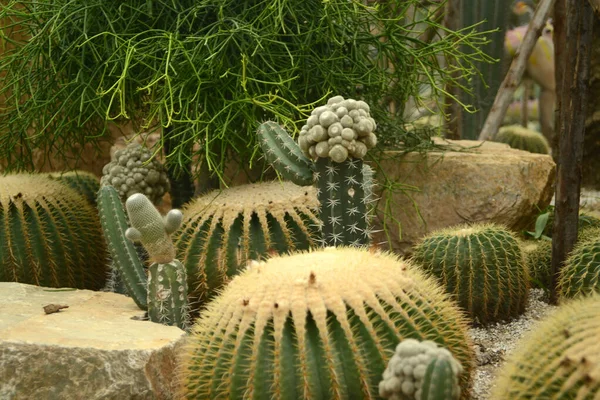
<box><xmin>258</xmin><ymin>95</ymin><xmax>378</xmax><ymax>247</ymax></box>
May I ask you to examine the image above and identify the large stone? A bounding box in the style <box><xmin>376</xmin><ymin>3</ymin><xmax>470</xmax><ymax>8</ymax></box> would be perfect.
<box><xmin>0</xmin><ymin>283</ymin><xmax>185</xmax><ymax>400</ymax></box>
<box><xmin>372</xmin><ymin>139</ymin><xmax>556</xmax><ymax>255</ymax></box>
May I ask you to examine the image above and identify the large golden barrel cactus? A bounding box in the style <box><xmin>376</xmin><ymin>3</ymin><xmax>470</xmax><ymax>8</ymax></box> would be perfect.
<box><xmin>174</xmin><ymin>181</ymin><xmax>320</xmax><ymax>304</ymax></box>
<box><xmin>0</xmin><ymin>174</ymin><xmax>108</xmax><ymax>289</ymax></box>
<box><xmin>177</xmin><ymin>247</ymin><xmax>475</xmax><ymax>399</ymax></box>
<box><xmin>492</xmin><ymin>294</ymin><xmax>600</xmax><ymax>399</ymax></box>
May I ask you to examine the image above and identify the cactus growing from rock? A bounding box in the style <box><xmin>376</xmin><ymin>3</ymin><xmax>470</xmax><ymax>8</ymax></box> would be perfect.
<box><xmin>257</xmin><ymin>95</ymin><xmax>378</xmax><ymax>247</ymax></box>
<box><xmin>177</xmin><ymin>247</ymin><xmax>475</xmax><ymax>399</ymax></box>
<box><xmin>0</xmin><ymin>174</ymin><xmax>108</xmax><ymax>289</ymax></box>
<box><xmin>492</xmin><ymin>294</ymin><xmax>600</xmax><ymax>399</ymax></box>
<box><xmin>379</xmin><ymin>339</ymin><xmax>463</xmax><ymax>400</ymax></box>
<box><xmin>125</xmin><ymin>193</ymin><xmax>188</xmax><ymax>330</ymax></box>
<box><xmin>494</xmin><ymin>125</ymin><xmax>550</xmax><ymax>154</ymax></box>
<box><xmin>173</xmin><ymin>181</ymin><xmax>320</xmax><ymax>305</ymax></box>
<box><xmin>558</xmin><ymin>227</ymin><xmax>600</xmax><ymax>299</ymax></box>
<box><xmin>48</xmin><ymin>170</ymin><xmax>100</xmax><ymax>206</ymax></box>
<box><xmin>412</xmin><ymin>223</ymin><xmax>529</xmax><ymax>325</ymax></box>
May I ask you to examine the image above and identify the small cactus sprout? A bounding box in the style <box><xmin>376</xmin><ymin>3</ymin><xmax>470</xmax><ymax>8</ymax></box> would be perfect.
<box><xmin>101</xmin><ymin>142</ymin><xmax>170</xmax><ymax>204</ymax></box>
<box><xmin>125</xmin><ymin>193</ymin><xmax>182</xmax><ymax>263</ymax></box>
<box><xmin>379</xmin><ymin>339</ymin><xmax>463</xmax><ymax>400</ymax></box>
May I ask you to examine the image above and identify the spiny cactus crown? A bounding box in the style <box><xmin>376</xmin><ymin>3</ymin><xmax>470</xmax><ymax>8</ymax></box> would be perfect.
<box><xmin>125</xmin><ymin>193</ymin><xmax>182</xmax><ymax>263</ymax></box>
<box><xmin>380</xmin><ymin>339</ymin><xmax>463</xmax><ymax>400</ymax></box>
<box><xmin>101</xmin><ymin>143</ymin><xmax>170</xmax><ymax>204</ymax></box>
<box><xmin>298</xmin><ymin>95</ymin><xmax>377</xmax><ymax>162</ymax></box>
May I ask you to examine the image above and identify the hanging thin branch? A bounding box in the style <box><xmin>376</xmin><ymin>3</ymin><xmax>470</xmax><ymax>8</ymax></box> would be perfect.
<box><xmin>478</xmin><ymin>0</ymin><xmax>554</xmax><ymax>141</ymax></box>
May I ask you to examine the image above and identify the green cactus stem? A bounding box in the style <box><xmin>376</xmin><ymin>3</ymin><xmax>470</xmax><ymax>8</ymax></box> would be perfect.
<box><xmin>147</xmin><ymin>259</ymin><xmax>189</xmax><ymax>331</ymax></box>
<box><xmin>257</xmin><ymin>120</ymin><xmax>314</xmax><ymax>186</ymax></box>
<box><xmin>97</xmin><ymin>185</ymin><xmax>148</xmax><ymax>310</ymax></box>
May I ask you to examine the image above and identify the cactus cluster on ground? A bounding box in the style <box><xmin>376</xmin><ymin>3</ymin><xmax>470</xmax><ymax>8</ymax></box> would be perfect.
<box><xmin>177</xmin><ymin>247</ymin><xmax>474</xmax><ymax>399</ymax></box>
<box><xmin>412</xmin><ymin>223</ymin><xmax>530</xmax><ymax>325</ymax></box>
<box><xmin>0</xmin><ymin>174</ymin><xmax>108</xmax><ymax>290</ymax></box>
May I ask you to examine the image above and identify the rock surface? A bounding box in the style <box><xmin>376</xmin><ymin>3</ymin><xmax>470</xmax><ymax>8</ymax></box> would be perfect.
<box><xmin>372</xmin><ymin>139</ymin><xmax>556</xmax><ymax>255</ymax></box>
<box><xmin>0</xmin><ymin>282</ymin><xmax>185</xmax><ymax>400</ymax></box>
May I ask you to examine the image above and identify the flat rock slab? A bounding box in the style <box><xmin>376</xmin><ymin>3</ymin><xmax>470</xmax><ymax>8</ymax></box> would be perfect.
<box><xmin>373</xmin><ymin>139</ymin><xmax>556</xmax><ymax>255</ymax></box>
<box><xmin>0</xmin><ymin>282</ymin><xmax>185</xmax><ymax>400</ymax></box>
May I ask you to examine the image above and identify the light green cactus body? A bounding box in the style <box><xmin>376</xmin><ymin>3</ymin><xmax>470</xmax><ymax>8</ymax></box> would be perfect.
<box><xmin>522</xmin><ymin>239</ymin><xmax>552</xmax><ymax>290</ymax></box>
<box><xmin>421</xmin><ymin>355</ymin><xmax>461</xmax><ymax>400</ymax></box>
<box><xmin>147</xmin><ymin>259</ymin><xmax>189</xmax><ymax>330</ymax></box>
<box><xmin>558</xmin><ymin>227</ymin><xmax>600</xmax><ymax>299</ymax></box>
<box><xmin>257</xmin><ymin>120</ymin><xmax>314</xmax><ymax>186</ymax></box>
<box><xmin>493</xmin><ymin>125</ymin><xmax>550</xmax><ymax>154</ymax></box>
<box><xmin>97</xmin><ymin>185</ymin><xmax>148</xmax><ymax>310</ymax></box>
<box><xmin>174</xmin><ymin>181</ymin><xmax>320</xmax><ymax>306</ymax></box>
<box><xmin>412</xmin><ymin>223</ymin><xmax>529</xmax><ymax>325</ymax></box>
<box><xmin>492</xmin><ymin>294</ymin><xmax>600</xmax><ymax>399</ymax></box>
<box><xmin>0</xmin><ymin>174</ymin><xmax>108</xmax><ymax>290</ymax></box>
<box><xmin>177</xmin><ymin>247</ymin><xmax>474</xmax><ymax>399</ymax></box>
<box><xmin>49</xmin><ymin>170</ymin><xmax>100</xmax><ymax>206</ymax></box>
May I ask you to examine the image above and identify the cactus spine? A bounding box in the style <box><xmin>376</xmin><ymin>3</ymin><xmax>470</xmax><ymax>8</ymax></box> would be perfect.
<box><xmin>492</xmin><ymin>294</ymin><xmax>600</xmax><ymax>399</ymax></box>
<box><xmin>125</xmin><ymin>193</ymin><xmax>188</xmax><ymax>330</ymax></box>
<box><xmin>558</xmin><ymin>227</ymin><xmax>600</xmax><ymax>299</ymax></box>
<box><xmin>97</xmin><ymin>185</ymin><xmax>148</xmax><ymax>310</ymax></box>
<box><xmin>0</xmin><ymin>174</ymin><xmax>108</xmax><ymax>289</ymax></box>
<box><xmin>257</xmin><ymin>95</ymin><xmax>377</xmax><ymax>247</ymax></box>
<box><xmin>177</xmin><ymin>247</ymin><xmax>474</xmax><ymax>399</ymax></box>
<box><xmin>174</xmin><ymin>181</ymin><xmax>320</xmax><ymax>305</ymax></box>
<box><xmin>412</xmin><ymin>223</ymin><xmax>529</xmax><ymax>325</ymax></box>
<box><xmin>48</xmin><ymin>170</ymin><xmax>101</xmax><ymax>206</ymax></box>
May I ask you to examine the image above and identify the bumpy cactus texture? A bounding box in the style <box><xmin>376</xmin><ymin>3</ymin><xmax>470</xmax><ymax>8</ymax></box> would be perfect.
<box><xmin>177</xmin><ymin>247</ymin><xmax>475</xmax><ymax>399</ymax></box>
<box><xmin>379</xmin><ymin>339</ymin><xmax>463</xmax><ymax>400</ymax></box>
<box><xmin>49</xmin><ymin>170</ymin><xmax>100</xmax><ymax>206</ymax></box>
<box><xmin>98</xmin><ymin>185</ymin><xmax>148</xmax><ymax>310</ymax></box>
<box><xmin>0</xmin><ymin>174</ymin><xmax>108</xmax><ymax>289</ymax></box>
<box><xmin>298</xmin><ymin>95</ymin><xmax>377</xmax><ymax>162</ymax></box>
<box><xmin>174</xmin><ymin>181</ymin><xmax>320</xmax><ymax>305</ymax></box>
<box><xmin>494</xmin><ymin>125</ymin><xmax>550</xmax><ymax>154</ymax></box>
<box><xmin>101</xmin><ymin>143</ymin><xmax>170</xmax><ymax>204</ymax></box>
<box><xmin>413</xmin><ymin>223</ymin><xmax>529</xmax><ymax>325</ymax></box>
<box><xmin>492</xmin><ymin>294</ymin><xmax>600</xmax><ymax>399</ymax></box>
<box><xmin>147</xmin><ymin>259</ymin><xmax>189</xmax><ymax>330</ymax></box>
<box><xmin>558</xmin><ymin>227</ymin><xmax>600</xmax><ymax>299</ymax></box>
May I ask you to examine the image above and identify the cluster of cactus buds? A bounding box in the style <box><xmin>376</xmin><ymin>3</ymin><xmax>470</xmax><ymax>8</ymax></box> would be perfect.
<box><xmin>298</xmin><ymin>95</ymin><xmax>377</xmax><ymax>162</ymax></box>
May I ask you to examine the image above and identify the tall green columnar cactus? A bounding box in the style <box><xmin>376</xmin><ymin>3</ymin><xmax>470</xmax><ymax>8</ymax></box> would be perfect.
<box><xmin>125</xmin><ymin>193</ymin><xmax>189</xmax><ymax>330</ymax></box>
<box><xmin>97</xmin><ymin>185</ymin><xmax>148</xmax><ymax>310</ymax></box>
<box><xmin>0</xmin><ymin>174</ymin><xmax>108</xmax><ymax>289</ymax></box>
<box><xmin>257</xmin><ymin>95</ymin><xmax>377</xmax><ymax>247</ymax></box>
<box><xmin>177</xmin><ymin>247</ymin><xmax>475</xmax><ymax>399</ymax></box>
<box><xmin>413</xmin><ymin>223</ymin><xmax>529</xmax><ymax>325</ymax></box>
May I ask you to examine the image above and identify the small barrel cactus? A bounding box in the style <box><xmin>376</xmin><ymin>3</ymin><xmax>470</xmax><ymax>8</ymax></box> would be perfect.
<box><xmin>492</xmin><ymin>294</ymin><xmax>600</xmax><ymax>399</ymax></box>
<box><xmin>101</xmin><ymin>143</ymin><xmax>170</xmax><ymax>204</ymax></box>
<box><xmin>541</xmin><ymin>208</ymin><xmax>600</xmax><ymax>238</ymax></box>
<box><xmin>522</xmin><ymin>239</ymin><xmax>552</xmax><ymax>290</ymax></box>
<box><xmin>558</xmin><ymin>227</ymin><xmax>600</xmax><ymax>299</ymax></box>
<box><xmin>177</xmin><ymin>247</ymin><xmax>475</xmax><ymax>399</ymax></box>
<box><xmin>48</xmin><ymin>170</ymin><xmax>100</xmax><ymax>206</ymax></box>
<box><xmin>174</xmin><ymin>181</ymin><xmax>320</xmax><ymax>305</ymax></box>
<box><xmin>379</xmin><ymin>339</ymin><xmax>463</xmax><ymax>400</ymax></box>
<box><xmin>412</xmin><ymin>223</ymin><xmax>529</xmax><ymax>325</ymax></box>
<box><xmin>0</xmin><ymin>174</ymin><xmax>108</xmax><ymax>289</ymax></box>
<box><xmin>493</xmin><ymin>125</ymin><xmax>550</xmax><ymax>154</ymax></box>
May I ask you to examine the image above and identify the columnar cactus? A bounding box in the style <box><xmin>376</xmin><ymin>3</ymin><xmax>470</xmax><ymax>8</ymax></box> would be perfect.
<box><xmin>173</xmin><ymin>181</ymin><xmax>320</xmax><ymax>305</ymax></box>
<box><xmin>492</xmin><ymin>294</ymin><xmax>600</xmax><ymax>399</ymax></box>
<box><xmin>49</xmin><ymin>170</ymin><xmax>101</xmax><ymax>206</ymax></box>
<box><xmin>97</xmin><ymin>185</ymin><xmax>148</xmax><ymax>310</ymax></box>
<box><xmin>257</xmin><ymin>95</ymin><xmax>378</xmax><ymax>247</ymax></box>
<box><xmin>558</xmin><ymin>227</ymin><xmax>600</xmax><ymax>299</ymax></box>
<box><xmin>412</xmin><ymin>223</ymin><xmax>529</xmax><ymax>325</ymax></box>
<box><xmin>493</xmin><ymin>125</ymin><xmax>550</xmax><ymax>154</ymax></box>
<box><xmin>0</xmin><ymin>174</ymin><xmax>108</xmax><ymax>289</ymax></box>
<box><xmin>379</xmin><ymin>339</ymin><xmax>463</xmax><ymax>400</ymax></box>
<box><xmin>177</xmin><ymin>247</ymin><xmax>475</xmax><ymax>399</ymax></box>
<box><xmin>125</xmin><ymin>193</ymin><xmax>188</xmax><ymax>330</ymax></box>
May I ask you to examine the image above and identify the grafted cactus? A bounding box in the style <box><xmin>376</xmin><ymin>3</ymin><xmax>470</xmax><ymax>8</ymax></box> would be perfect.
<box><xmin>177</xmin><ymin>247</ymin><xmax>474</xmax><ymax>399</ymax></box>
<box><xmin>257</xmin><ymin>95</ymin><xmax>378</xmax><ymax>247</ymax></box>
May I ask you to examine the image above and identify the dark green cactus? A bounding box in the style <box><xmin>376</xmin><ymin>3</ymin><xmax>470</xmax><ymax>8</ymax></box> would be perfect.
<box><xmin>173</xmin><ymin>181</ymin><xmax>320</xmax><ymax>305</ymax></box>
<box><xmin>0</xmin><ymin>174</ymin><xmax>108</xmax><ymax>289</ymax></box>
<box><xmin>493</xmin><ymin>125</ymin><xmax>550</xmax><ymax>154</ymax></box>
<box><xmin>257</xmin><ymin>95</ymin><xmax>377</xmax><ymax>247</ymax></box>
<box><xmin>257</xmin><ymin>120</ymin><xmax>314</xmax><ymax>186</ymax></box>
<box><xmin>125</xmin><ymin>193</ymin><xmax>188</xmax><ymax>330</ymax></box>
<box><xmin>558</xmin><ymin>227</ymin><xmax>600</xmax><ymax>299</ymax></box>
<box><xmin>97</xmin><ymin>185</ymin><xmax>148</xmax><ymax>310</ymax></box>
<box><xmin>412</xmin><ymin>223</ymin><xmax>529</xmax><ymax>325</ymax></box>
<box><xmin>49</xmin><ymin>170</ymin><xmax>101</xmax><ymax>206</ymax></box>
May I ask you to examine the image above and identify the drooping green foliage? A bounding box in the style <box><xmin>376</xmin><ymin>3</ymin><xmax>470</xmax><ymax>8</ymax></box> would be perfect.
<box><xmin>0</xmin><ymin>0</ymin><xmax>492</xmax><ymax>179</ymax></box>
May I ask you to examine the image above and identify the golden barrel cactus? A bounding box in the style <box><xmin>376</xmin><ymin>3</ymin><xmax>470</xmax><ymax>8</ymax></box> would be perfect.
<box><xmin>177</xmin><ymin>247</ymin><xmax>474</xmax><ymax>399</ymax></box>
